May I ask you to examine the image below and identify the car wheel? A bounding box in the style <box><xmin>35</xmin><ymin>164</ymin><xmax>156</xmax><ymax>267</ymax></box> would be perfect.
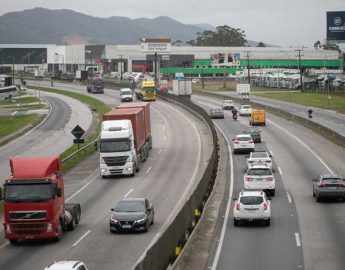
<box><xmin>316</xmin><ymin>196</ymin><xmax>321</xmax><ymax>202</ymax></box>
<box><xmin>270</xmin><ymin>189</ymin><xmax>275</xmax><ymax>196</ymax></box>
<box><xmin>234</xmin><ymin>219</ymin><xmax>239</xmax><ymax>226</ymax></box>
<box><xmin>265</xmin><ymin>219</ymin><xmax>270</xmax><ymax>226</ymax></box>
<box><xmin>312</xmin><ymin>189</ymin><xmax>315</xmax><ymax>197</ymax></box>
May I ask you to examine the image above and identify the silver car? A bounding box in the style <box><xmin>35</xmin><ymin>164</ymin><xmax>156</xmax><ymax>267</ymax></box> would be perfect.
<box><xmin>313</xmin><ymin>174</ymin><xmax>345</xmax><ymax>202</ymax></box>
<box><xmin>247</xmin><ymin>151</ymin><xmax>272</xmax><ymax>169</ymax></box>
<box><xmin>209</xmin><ymin>108</ymin><xmax>225</xmax><ymax>119</ymax></box>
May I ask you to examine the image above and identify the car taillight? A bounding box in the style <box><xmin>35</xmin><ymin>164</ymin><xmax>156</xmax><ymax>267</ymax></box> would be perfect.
<box><xmin>266</xmin><ymin>160</ymin><xmax>271</xmax><ymax>163</ymax></box>
<box><xmin>245</xmin><ymin>176</ymin><xmax>253</xmax><ymax>181</ymax></box>
<box><xmin>248</xmin><ymin>161</ymin><xmax>254</xmax><ymax>163</ymax></box>
<box><xmin>234</xmin><ymin>141</ymin><xmax>240</xmax><ymax>144</ymax></box>
<box><xmin>318</xmin><ymin>183</ymin><xmax>326</xmax><ymax>187</ymax></box>
<box><xmin>236</xmin><ymin>203</ymin><xmax>240</xmax><ymax>210</ymax></box>
<box><xmin>249</xmin><ymin>140</ymin><xmax>254</xmax><ymax>144</ymax></box>
<box><xmin>267</xmin><ymin>177</ymin><xmax>274</xmax><ymax>181</ymax></box>
<box><xmin>263</xmin><ymin>203</ymin><xmax>268</xmax><ymax>210</ymax></box>
<box><xmin>338</xmin><ymin>183</ymin><xmax>345</xmax><ymax>187</ymax></box>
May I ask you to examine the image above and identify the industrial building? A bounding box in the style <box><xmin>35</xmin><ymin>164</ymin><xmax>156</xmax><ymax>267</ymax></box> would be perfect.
<box><xmin>0</xmin><ymin>44</ymin><xmax>343</xmax><ymax>76</ymax></box>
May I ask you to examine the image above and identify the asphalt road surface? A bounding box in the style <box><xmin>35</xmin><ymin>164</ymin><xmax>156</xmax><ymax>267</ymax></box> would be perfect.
<box><xmin>193</xmin><ymin>95</ymin><xmax>345</xmax><ymax>270</ymax></box>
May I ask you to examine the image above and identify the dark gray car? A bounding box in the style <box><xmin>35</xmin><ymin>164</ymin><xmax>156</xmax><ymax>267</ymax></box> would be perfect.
<box><xmin>313</xmin><ymin>174</ymin><xmax>345</xmax><ymax>202</ymax></box>
<box><xmin>243</xmin><ymin>127</ymin><xmax>262</xmax><ymax>143</ymax></box>
<box><xmin>110</xmin><ymin>198</ymin><xmax>154</xmax><ymax>232</ymax></box>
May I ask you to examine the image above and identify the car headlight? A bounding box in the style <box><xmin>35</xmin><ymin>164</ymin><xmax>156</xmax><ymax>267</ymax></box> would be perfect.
<box><xmin>110</xmin><ymin>218</ymin><xmax>119</xmax><ymax>224</ymax></box>
<box><xmin>134</xmin><ymin>217</ymin><xmax>147</xmax><ymax>224</ymax></box>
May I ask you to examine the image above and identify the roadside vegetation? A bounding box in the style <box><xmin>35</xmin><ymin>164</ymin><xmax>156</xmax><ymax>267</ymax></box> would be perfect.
<box><xmin>30</xmin><ymin>86</ymin><xmax>110</xmax><ymax>173</ymax></box>
<box><xmin>0</xmin><ymin>114</ymin><xmax>42</xmax><ymax>138</ymax></box>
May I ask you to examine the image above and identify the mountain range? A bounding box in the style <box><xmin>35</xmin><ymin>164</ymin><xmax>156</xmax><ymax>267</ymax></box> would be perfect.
<box><xmin>0</xmin><ymin>8</ymin><xmax>270</xmax><ymax>46</ymax></box>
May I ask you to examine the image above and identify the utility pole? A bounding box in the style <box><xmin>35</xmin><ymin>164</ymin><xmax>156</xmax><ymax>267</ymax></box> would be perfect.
<box><xmin>244</xmin><ymin>51</ymin><xmax>251</xmax><ymax>84</ymax></box>
<box><xmin>296</xmin><ymin>49</ymin><xmax>304</xmax><ymax>91</ymax></box>
<box><xmin>12</xmin><ymin>56</ymin><xmax>15</xmax><ymax>85</ymax></box>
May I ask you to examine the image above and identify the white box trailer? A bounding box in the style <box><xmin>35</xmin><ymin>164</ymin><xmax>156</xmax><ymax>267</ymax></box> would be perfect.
<box><xmin>236</xmin><ymin>83</ymin><xmax>250</xmax><ymax>99</ymax></box>
<box><xmin>171</xmin><ymin>80</ymin><xmax>192</xmax><ymax>96</ymax></box>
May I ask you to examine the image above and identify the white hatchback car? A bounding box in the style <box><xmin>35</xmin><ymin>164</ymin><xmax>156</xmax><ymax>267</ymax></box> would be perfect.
<box><xmin>120</xmin><ymin>88</ymin><xmax>133</xmax><ymax>102</ymax></box>
<box><xmin>233</xmin><ymin>189</ymin><xmax>271</xmax><ymax>226</ymax></box>
<box><xmin>239</xmin><ymin>104</ymin><xmax>252</xmax><ymax>116</ymax></box>
<box><xmin>44</xmin><ymin>261</ymin><xmax>88</xmax><ymax>270</ymax></box>
<box><xmin>247</xmin><ymin>151</ymin><xmax>273</xmax><ymax>169</ymax></box>
<box><xmin>244</xmin><ymin>164</ymin><xmax>276</xmax><ymax>196</ymax></box>
<box><xmin>233</xmin><ymin>134</ymin><xmax>254</xmax><ymax>154</ymax></box>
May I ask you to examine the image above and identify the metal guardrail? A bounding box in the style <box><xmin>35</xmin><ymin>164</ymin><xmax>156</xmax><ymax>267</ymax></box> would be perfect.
<box><xmin>133</xmin><ymin>92</ymin><xmax>219</xmax><ymax>270</ymax></box>
<box><xmin>61</xmin><ymin>138</ymin><xmax>98</xmax><ymax>164</ymax></box>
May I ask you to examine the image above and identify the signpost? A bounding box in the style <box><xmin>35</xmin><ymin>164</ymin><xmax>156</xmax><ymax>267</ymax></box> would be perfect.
<box><xmin>71</xmin><ymin>125</ymin><xmax>85</xmax><ymax>149</ymax></box>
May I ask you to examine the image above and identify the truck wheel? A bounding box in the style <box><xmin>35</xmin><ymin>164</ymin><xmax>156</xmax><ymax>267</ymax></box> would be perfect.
<box><xmin>67</xmin><ymin>216</ymin><xmax>76</xmax><ymax>231</ymax></box>
<box><xmin>75</xmin><ymin>206</ymin><xmax>81</xmax><ymax>225</ymax></box>
<box><xmin>54</xmin><ymin>220</ymin><xmax>63</xmax><ymax>242</ymax></box>
<box><xmin>9</xmin><ymin>239</ymin><xmax>18</xmax><ymax>245</ymax></box>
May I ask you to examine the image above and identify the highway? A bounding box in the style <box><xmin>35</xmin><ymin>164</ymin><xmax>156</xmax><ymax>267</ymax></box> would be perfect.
<box><xmin>0</xmin><ymin>91</ymin><xmax>93</xmax><ymax>185</ymax></box>
<box><xmin>216</xmin><ymin>91</ymin><xmax>345</xmax><ymax>137</ymax></box>
<box><xmin>192</xmin><ymin>95</ymin><xmax>345</xmax><ymax>270</ymax></box>
<box><xmin>0</xmin><ymin>82</ymin><xmax>213</xmax><ymax>270</ymax></box>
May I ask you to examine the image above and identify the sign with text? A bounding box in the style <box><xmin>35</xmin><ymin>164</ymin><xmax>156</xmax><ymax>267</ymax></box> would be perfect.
<box><xmin>141</xmin><ymin>38</ymin><xmax>171</xmax><ymax>53</ymax></box>
<box><xmin>327</xmin><ymin>11</ymin><xmax>345</xmax><ymax>42</ymax></box>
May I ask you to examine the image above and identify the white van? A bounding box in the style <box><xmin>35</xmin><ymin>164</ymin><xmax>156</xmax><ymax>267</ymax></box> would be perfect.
<box><xmin>120</xmin><ymin>88</ymin><xmax>133</xmax><ymax>102</ymax></box>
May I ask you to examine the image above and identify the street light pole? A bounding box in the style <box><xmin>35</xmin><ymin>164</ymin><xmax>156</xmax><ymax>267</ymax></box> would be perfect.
<box><xmin>295</xmin><ymin>49</ymin><xmax>304</xmax><ymax>91</ymax></box>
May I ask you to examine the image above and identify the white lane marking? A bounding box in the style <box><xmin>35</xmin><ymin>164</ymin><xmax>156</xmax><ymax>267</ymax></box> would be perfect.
<box><xmin>66</xmin><ymin>178</ymin><xmax>96</xmax><ymax>202</ymax></box>
<box><xmin>287</xmin><ymin>192</ymin><xmax>292</xmax><ymax>203</ymax></box>
<box><xmin>145</xmin><ymin>166</ymin><xmax>152</xmax><ymax>175</ymax></box>
<box><xmin>124</xmin><ymin>189</ymin><xmax>133</xmax><ymax>198</ymax></box>
<box><xmin>269</xmin><ymin>150</ymin><xmax>274</xmax><ymax>156</ymax></box>
<box><xmin>72</xmin><ymin>230</ymin><xmax>91</xmax><ymax>247</ymax></box>
<box><xmin>267</xmin><ymin>119</ymin><xmax>334</xmax><ymax>174</ymax></box>
<box><xmin>211</xmin><ymin>123</ymin><xmax>234</xmax><ymax>270</ymax></box>
<box><xmin>11</xmin><ymin>111</ymin><xmax>17</xmax><ymax>116</ymax></box>
<box><xmin>158</xmin><ymin>149</ymin><xmax>162</xmax><ymax>155</ymax></box>
<box><xmin>0</xmin><ymin>242</ymin><xmax>9</xmax><ymax>250</ymax></box>
<box><xmin>278</xmin><ymin>166</ymin><xmax>283</xmax><ymax>176</ymax></box>
<box><xmin>295</xmin><ymin>232</ymin><xmax>301</xmax><ymax>247</ymax></box>
<box><xmin>135</xmin><ymin>102</ymin><xmax>202</xmax><ymax>267</ymax></box>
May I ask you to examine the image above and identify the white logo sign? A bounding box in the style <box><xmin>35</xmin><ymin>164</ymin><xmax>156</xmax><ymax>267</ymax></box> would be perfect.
<box><xmin>334</xmin><ymin>17</ymin><xmax>342</xmax><ymax>26</ymax></box>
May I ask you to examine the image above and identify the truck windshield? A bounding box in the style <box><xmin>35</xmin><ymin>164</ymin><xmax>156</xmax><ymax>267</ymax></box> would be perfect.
<box><xmin>4</xmin><ymin>182</ymin><xmax>52</xmax><ymax>203</ymax></box>
<box><xmin>143</xmin><ymin>87</ymin><xmax>155</xmax><ymax>92</ymax></box>
<box><xmin>100</xmin><ymin>139</ymin><xmax>131</xmax><ymax>152</ymax></box>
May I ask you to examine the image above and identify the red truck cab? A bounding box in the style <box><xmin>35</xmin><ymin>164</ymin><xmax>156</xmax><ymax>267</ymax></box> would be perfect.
<box><xmin>2</xmin><ymin>156</ymin><xmax>80</xmax><ymax>244</ymax></box>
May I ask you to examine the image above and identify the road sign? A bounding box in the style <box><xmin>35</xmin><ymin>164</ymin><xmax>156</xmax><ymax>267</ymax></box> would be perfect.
<box><xmin>71</xmin><ymin>125</ymin><xmax>85</xmax><ymax>139</ymax></box>
<box><xmin>73</xmin><ymin>138</ymin><xmax>85</xmax><ymax>144</ymax></box>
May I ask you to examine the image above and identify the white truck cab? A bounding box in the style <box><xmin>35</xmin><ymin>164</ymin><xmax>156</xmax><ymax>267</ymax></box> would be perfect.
<box><xmin>99</xmin><ymin>120</ymin><xmax>137</xmax><ymax>177</ymax></box>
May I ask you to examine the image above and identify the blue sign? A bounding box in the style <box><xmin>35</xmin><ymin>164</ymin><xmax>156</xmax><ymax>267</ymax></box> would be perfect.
<box><xmin>327</xmin><ymin>11</ymin><xmax>345</xmax><ymax>42</ymax></box>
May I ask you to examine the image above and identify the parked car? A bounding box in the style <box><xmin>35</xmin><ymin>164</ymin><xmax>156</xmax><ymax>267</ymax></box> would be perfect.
<box><xmin>209</xmin><ymin>108</ymin><xmax>225</xmax><ymax>119</ymax></box>
<box><xmin>120</xmin><ymin>88</ymin><xmax>133</xmax><ymax>102</ymax></box>
<box><xmin>312</xmin><ymin>174</ymin><xmax>345</xmax><ymax>202</ymax></box>
<box><xmin>244</xmin><ymin>164</ymin><xmax>275</xmax><ymax>196</ymax></box>
<box><xmin>159</xmin><ymin>85</ymin><xmax>168</xmax><ymax>92</ymax></box>
<box><xmin>233</xmin><ymin>189</ymin><xmax>271</xmax><ymax>226</ymax></box>
<box><xmin>192</xmin><ymin>78</ymin><xmax>200</xmax><ymax>83</ymax></box>
<box><xmin>110</xmin><ymin>198</ymin><xmax>154</xmax><ymax>232</ymax></box>
<box><xmin>232</xmin><ymin>134</ymin><xmax>254</xmax><ymax>154</ymax></box>
<box><xmin>222</xmin><ymin>100</ymin><xmax>234</xmax><ymax>110</ymax></box>
<box><xmin>243</xmin><ymin>127</ymin><xmax>262</xmax><ymax>143</ymax></box>
<box><xmin>239</xmin><ymin>104</ymin><xmax>252</xmax><ymax>116</ymax></box>
<box><xmin>247</xmin><ymin>151</ymin><xmax>272</xmax><ymax>169</ymax></box>
<box><xmin>44</xmin><ymin>261</ymin><xmax>88</xmax><ymax>270</ymax></box>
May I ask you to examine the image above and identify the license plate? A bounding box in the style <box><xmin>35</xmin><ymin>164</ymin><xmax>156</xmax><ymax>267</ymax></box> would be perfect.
<box><xmin>327</xmin><ymin>187</ymin><xmax>337</xmax><ymax>190</ymax></box>
<box><xmin>122</xmin><ymin>224</ymin><xmax>131</xmax><ymax>229</ymax></box>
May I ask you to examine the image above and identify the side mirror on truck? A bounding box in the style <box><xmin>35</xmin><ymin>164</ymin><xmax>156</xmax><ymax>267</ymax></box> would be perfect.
<box><xmin>0</xmin><ymin>186</ymin><xmax>2</xmax><ymax>201</ymax></box>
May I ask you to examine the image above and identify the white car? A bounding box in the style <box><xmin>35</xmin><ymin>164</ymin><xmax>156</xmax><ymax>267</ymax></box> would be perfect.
<box><xmin>244</xmin><ymin>164</ymin><xmax>276</xmax><ymax>196</ymax></box>
<box><xmin>120</xmin><ymin>88</ymin><xmax>133</xmax><ymax>102</ymax></box>
<box><xmin>232</xmin><ymin>134</ymin><xmax>254</xmax><ymax>154</ymax></box>
<box><xmin>222</xmin><ymin>100</ymin><xmax>234</xmax><ymax>110</ymax></box>
<box><xmin>233</xmin><ymin>189</ymin><xmax>271</xmax><ymax>226</ymax></box>
<box><xmin>247</xmin><ymin>151</ymin><xmax>272</xmax><ymax>169</ymax></box>
<box><xmin>239</xmin><ymin>104</ymin><xmax>252</xmax><ymax>116</ymax></box>
<box><xmin>44</xmin><ymin>261</ymin><xmax>88</xmax><ymax>270</ymax></box>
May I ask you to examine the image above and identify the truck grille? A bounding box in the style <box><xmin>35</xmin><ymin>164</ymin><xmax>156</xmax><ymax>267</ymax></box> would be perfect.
<box><xmin>9</xmin><ymin>211</ymin><xmax>47</xmax><ymax>221</ymax></box>
<box><xmin>103</xmin><ymin>156</ymin><xmax>128</xmax><ymax>166</ymax></box>
<box><xmin>12</xmin><ymin>223</ymin><xmax>46</xmax><ymax>235</ymax></box>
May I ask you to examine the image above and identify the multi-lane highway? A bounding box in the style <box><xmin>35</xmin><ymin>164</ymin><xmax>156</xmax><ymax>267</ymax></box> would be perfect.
<box><xmin>192</xmin><ymin>95</ymin><xmax>345</xmax><ymax>270</ymax></box>
<box><xmin>0</xmin><ymin>82</ymin><xmax>213</xmax><ymax>270</ymax></box>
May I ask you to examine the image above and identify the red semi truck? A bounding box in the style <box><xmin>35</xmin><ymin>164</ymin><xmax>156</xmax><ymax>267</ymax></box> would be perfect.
<box><xmin>1</xmin><ymin>156</ymin><xmax>81</xmax><ymax>244</ymax></box>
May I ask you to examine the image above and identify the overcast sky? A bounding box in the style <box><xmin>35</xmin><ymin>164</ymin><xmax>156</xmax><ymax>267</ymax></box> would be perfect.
<box><xmin>0</xmin><ymin>0</ymin><xmax>344</xmax><ymax>48</ymax></box>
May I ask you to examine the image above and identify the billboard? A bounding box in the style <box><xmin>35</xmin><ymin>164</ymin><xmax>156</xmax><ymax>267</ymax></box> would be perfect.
<box><xmin>211</xmin><ymin>52</ymin><xmax>240</xmax><ymax>66</ymax></box>
<box><xmin>327</xmin><ymin>11</ymin><xmax>345</xmax><ymax>42</ymax></box>
<box><xmin>141</xmin><ymin>38</ymin><xmax>171</xmax><ymax>53</ymax></box>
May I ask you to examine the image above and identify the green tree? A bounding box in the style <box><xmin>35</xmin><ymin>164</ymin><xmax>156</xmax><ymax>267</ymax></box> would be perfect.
<box><xmin>257</xmin><ymin>42</ymin><xmax>266</xmax><ymax>47</ymax></box>
<box><xmin>187</xmin><ymin>25</ymin><xmax>247</xmax><ymax>46</ymax></box>
<box><xmin>314</xmin><ymin>40</ymin><xmax>340</xmax><ymax>52</ymax></box>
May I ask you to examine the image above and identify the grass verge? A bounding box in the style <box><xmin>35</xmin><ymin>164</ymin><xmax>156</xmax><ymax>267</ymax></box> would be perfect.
<box><xmin>0</xmin><ymin>96</ymin><xmax>40</xmax><ymax>105</ymax></box>
<box><xmin>254</xmin><ymin>92</ymin><xmax>345</xmax><ymax>114</ymax></box>
<box><xmin>0</xmin><ymin>114</ymin><xmax>42</xmax><ymax>138</ymax></box>
<box><xmin>30</xmin><ymin>86</ymin><xmax>110</xmax><ymax>173</ymax></box>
